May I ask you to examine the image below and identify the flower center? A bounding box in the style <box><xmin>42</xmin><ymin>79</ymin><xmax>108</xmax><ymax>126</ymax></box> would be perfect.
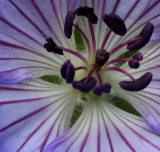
<box><xmin>44</xmin><ymin>6</ymin><xmax>154</xmax><ymax>96</ymax></box>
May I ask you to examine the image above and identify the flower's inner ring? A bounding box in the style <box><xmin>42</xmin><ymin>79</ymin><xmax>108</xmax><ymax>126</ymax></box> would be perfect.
<box><xmin>44</xmin><ymin>6</ymin><xmax>154</xmax><ymax>96</ymax></box>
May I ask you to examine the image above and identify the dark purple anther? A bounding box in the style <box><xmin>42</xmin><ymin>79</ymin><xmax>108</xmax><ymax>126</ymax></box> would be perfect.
<box><xmin>60</xmin><ymin>60</ymin><xmax>75</xmax><ymax>83</ymax></box>
<box><xmin>93</xmin><ymin>83</ymin><xmax>111</xmax><ymax>96</ymax></box>
<box><xmin>103</xmin><ymin>83</ymin><xmax>111</xmax><ymax>93</ymax></box>
<box><xmin>93</xmin><ymin>86</ymin><xmax>102</xmax><ymax>96</ymax></box>
<box><xmin>95</xmin><ymin>49</ymin><xmax>109</xmax><ymax>68</ymax></box>
<box><xmin>64</xmin><ymin>10</ymin><xmax>76</xmax><ymax>39</ymax></box>
<box><xmin>76</xmin><ymin>6</ymin><xmax>98</xmax><ymax>24</ymax></box>
<box><xmin>119</xmin><ymin>72</ymin><xmax>152</xmax><ymax>91</ymax></box>
<box><xmin>72</xmin><ymin>77</ymin><xmax>97</xmax><ymax>93</ymax></box>
<box><xmin>44</xmin><ymin>37</ymin><xmax>63</xmax><ymax>55</ymax></box>
<box><xmin>128</xmin><ymin>60</ymin><xmax>140</xmax><ymax>69</ymax></box>
<box><xmin>132</xmin><ymin>52</ymin><xmax>143</xmax><ymax>61</ymax></box>
<box><xmin>103</xmin><ymin>13</ymin><xmax>127</xmax><ymax>36</ymax></box>
<box><xmin>127</xmin><ymin>22</ymin><xmax>154</xmax><ymax>51</ymax></box>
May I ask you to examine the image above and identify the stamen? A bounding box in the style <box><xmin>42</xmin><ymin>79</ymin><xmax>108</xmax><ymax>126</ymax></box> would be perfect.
<box><xmin>56</xmin><ymin>46</ymin><xmax>89</xmax><ymax>67</ymax></box>
<box><xmin>109</xmin><ymin>37</ymin><xmax>141</xmax><ymax>56</ymax></box>
<box><xmin>103</xmin><ymin>13</ymin><xmax>127</xmax><ymax>36</ymax></box>
<box><xmin>76</xmin><ymin>6</ymin><xmax>98</xmax><ymax>57</ymax></box>
<box><xmin>93</xmin><ymin>74</ymin><xmax>111</xmax><ymax>96</ymax></box>
<box><xmin>84</xmin><ymin>69</ymin><xmax>95</xmax><ymax>84</ymax></box>
<box><xmin>72</xmin><ymin>77</ymin><xmax>97</xmax><ymax>93</ymax></box>
<box><xmin>88</xmin><ymin>19</ymin><xmax>97</xmax><ymax>57</ymax></box>
<box><xmin>119</xmin><ymin>72</ymin><xmax>153</xmax><ymax>91</ymax></box>
<box><xmin>128</xmin><ymin>60</ymin><xmax>140</xmax><ymax>69</ymax></box>
<box><xmin>127</xmin><ymin>22</ymin><xmax>154</xmax><ymax>51</ymax></box>
<box><xmin>60</xmin><ymin>60</ymin><xmax>75</xmax><ymax>83</ymax></box>
<box><xmin>132</xmin><ymin>52</ymin><xmax>143</xmax><ymax>61</ymax></box>
<box><xmin>105</xmin><ymin>58</ymin><xmax>136</xmax><ymax>67</ymax></box>
<box><xmin>128</xmin><ymin>53</ymin><xmax>143</xmax><ymax>69</ymax></box>
<box><xmin>44</xmin><ymin>37</ymin><xmax>63</xmax><ymax>55</ymax></box>
<box><xmin>103</xmin><ymin>83</ymin><xmax>111</xmax><ymax>93</ymax></box>
<box><xmin>76</xmin><ymin>6</ymin><xmax>98</xmax><ymax>24</ymax></box>
<box><xmin>97</xmin><ymin>73</ymin><xmax>103</xmax><ymax>86</ymax></box>
<box><xmin>105</xmin><ymin>67</ymin><xmax>136</xmax><ymax>82</ymax></box>
<box><xmin>75</xmin><ymin>66</ymin><xmax>87</xmax><ymax>71</ymax></box>
<box><xmin>64</xmin><ymin>10</ymin><xmax>76</xmax><ymax>39</ymax></box>
<box><xmin>93</xmin><ymin>86</ymin><xmax>102</xmax><ymax>96</ymax></box>
<box><xmin>73</xmin><ymin>24</ymin><xmax>92</xmax><ymax>58</ymax></box>
<box><xmin>101</xmin><ymin>29</ymin><xmax>112</xmax><ymax>49</ymax></box>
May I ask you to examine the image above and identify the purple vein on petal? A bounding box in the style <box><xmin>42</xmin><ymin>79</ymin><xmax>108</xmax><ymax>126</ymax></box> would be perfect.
<box><xmin>128</xmin><ymin>0</ymin><xmax>159</xmax><ymax>31</ymax></box>
<box><xmin>101</xmin><ymin>105</ymin><xmax>137</xmax><ymax>152</ymax></box>
<box><xmin>111</xmin><ymin>108</ymin><xmax>160</xmax><ymax>151</ymax></box>
<box><xmin>50</xmin><ymin>0</ymin><xmax>65</xmax><ymax>37</ymax></box>
<box><xmin>136</xmin><ymin>0</ymin><xmax>159</xmax><ymax>23</ymax></box>
<box><xmin>127</xmin><ymin>92</ymin><xmax>160</xmax><ymax>117</ymax></box>
<box><xmin>31</xmin><ymin>0</ymin><xmax>62</xmax><ymax>45</ymax></box>
<box><xmin>112</xmin><ymin>0</ymin><xmax>120</xmax><ymax>13</ymax></box>
<box><xmin>51</xmin><ymin>110</ymin><xmax>89</xmax><ymax>152</ymax></box>
<box><xmin>0</xmin><ymin>98</ymin><xmax>42</xmax><ymax>105</ymax></box>
<box><xmin>16</xmin><ymin>110</ymin><xmax>55</xmax><ymax>152</ymax></box>
<box><xmin>97</xmin><ymin>108</ymin><xmax>101</xmax><ymax>152</ymax></box>
<box><xmin>101</xmin><ymin>112</ymin><xmax>114</xmax><ymax>152</ymax></box>
<box><xmin>0</xmin><ymin>40</ymin><xmax>57</xmax><ymax>62</ymax></box>
<box><xmin>0</xmin><ymin>67</ymin><xmax>54</xmax><ymax>84</ymax></box>
<box><xmin>40</xmin><ymin>102</ymin><xmax>72</xmax><ymax>152</ymax></box>
<box><xmin>0</xmin><ymin>101</ymin><xmax>57</xmax><ymax>132</ymax></box>
<box><xmin>65</xmin><ymin>112</ymin><xmax>91</xmax><ymax>152</ymax></box>
<box><xmin>0</xmin><ymin>58</ymin><xmax>54</xmax><ymax>68</ymax></box>
<box><xmin>39</xmin><ymin>123</ymin><xmax>56</xmax><ymax>152</ymax></box>
<box><xmin>59</xmin><ymin>0</ymin><xmax>65</xmax><ymax>24</ymax></box>
<box><xmin>79</xmin><ymin>106</ymin><xmax>94</xmax><ymax>152</ymax></box>
<box><xmin>124</xmin><ymin>0</ymin><xmax>139</xmax><ymax>21</ymax></box>
<box><xmin>9</xmin><ymin>0</ymin><xmax>47</xmax><ymax>38</ymax></box>
<box><xmin>39</xmin><ymin>106</ymin><xmax>67</xmax><ymax>152</ymax></box>
<box><xmin>113</xmin><ymin>125</ymin><xmax>136</xmax><ymax>152</ymax></box>
<box><xmin>16</xmin><ymin>99</ymin><xmax>68</xmax><ymax>152</ymax></box>
<box><xmin>0</xmin><ymin>17</ymin><xmax>42</xmax><ymax>46</ymax></box>
<box><xmin>137</xmin><ymin>90</ymin><xmax>160</xmax><ymax>105</ymax></box>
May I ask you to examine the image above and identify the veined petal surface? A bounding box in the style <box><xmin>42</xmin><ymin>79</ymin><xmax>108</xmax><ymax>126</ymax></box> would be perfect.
<box><xmin>0</xmin><ymin>0</ymin><xmax>80</xmax><ymax>84</ymax></box>
<box><xmin>0</xmin><ymin>79</ymin><xmax>76</xmax><ymax>152</ymax></box>
<box><xmin>44</xmin><ymin>98</ymin><xmax>160</xmax><ymax>152</ymax></box>
<box><xmin>115</xmin><ymin>40</ymin><xmax>160</xmax><ymax>135</ymax></box>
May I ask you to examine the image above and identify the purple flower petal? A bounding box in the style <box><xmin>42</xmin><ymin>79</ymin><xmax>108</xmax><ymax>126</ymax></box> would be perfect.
<box><xmin>0</xmin><ymin>0</ymin><xmax>80</xmax><ymax>84</ymax></box>
<box><xmin>44</xmin><ymin>101</ymin><xmax>160</xmax><ymax>152</ymax></box>
<box><xmin>0</xmin><ymin>79</ymin><xmax>76</xmax><ymax>151</ymax></box>
<box><xmin>119</xmin><ymin>86</ymin><xmax>160</xmax><ymax>135</ymax></box>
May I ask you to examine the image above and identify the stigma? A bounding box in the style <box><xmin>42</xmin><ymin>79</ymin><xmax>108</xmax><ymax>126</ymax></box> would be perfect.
<box><xmin>44</xmin><ymin>6</ymin><xmax>154</xmax><ymax>96</ymax></box>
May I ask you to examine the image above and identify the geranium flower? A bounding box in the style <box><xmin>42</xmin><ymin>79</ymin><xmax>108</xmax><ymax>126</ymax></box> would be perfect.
<box><xmin>0</xmin><ymin>0</ymin><xmax>160</xmax><ymax>152</ymax></box>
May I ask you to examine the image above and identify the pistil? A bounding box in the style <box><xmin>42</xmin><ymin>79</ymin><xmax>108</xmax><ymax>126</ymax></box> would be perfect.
<box><xmin>101</xmin><ymin>29</ymin><xmax>112</xmax><ymax>49</ymax></box>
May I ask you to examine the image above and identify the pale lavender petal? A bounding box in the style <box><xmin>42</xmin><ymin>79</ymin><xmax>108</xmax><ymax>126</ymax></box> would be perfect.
<box><xmin>44</xmin><ymin>100</ymin><xmax>160</xmax><ymax>152</ymax></box>
<box><xmin>0</xmin><ymin>79</ymin><xmax>76</xmax><ymax>152</ymax></box>
<box><xmin>118</xmin><ymin>85</ymin><xmax>160</xmax><ymax>135</ymax></box>
<box><xmin>0</xmin><ymin>0</ymin><xmax>80</xmax><ymax>84</ymax></box>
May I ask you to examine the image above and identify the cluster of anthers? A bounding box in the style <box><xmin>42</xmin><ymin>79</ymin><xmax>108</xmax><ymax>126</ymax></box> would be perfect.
<box><xmin>44</xmin><ymin>6</ymin><xmax>154</xmax><ymax>96</ymax></box>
